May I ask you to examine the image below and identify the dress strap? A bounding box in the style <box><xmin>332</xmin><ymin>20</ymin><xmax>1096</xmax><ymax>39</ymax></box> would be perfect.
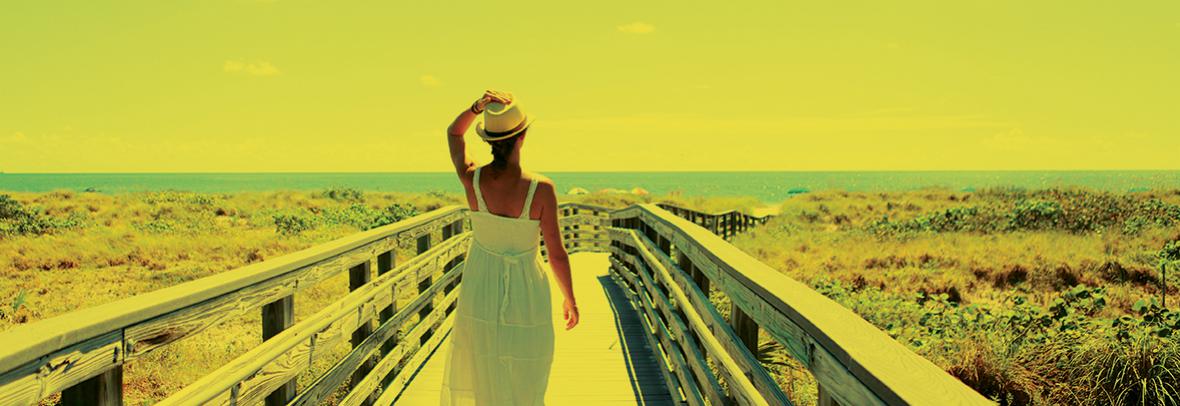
<box><xmin>473</xmin><ymin>166</ymin><xmax>488</xmax><ymax>212</ymax></box>
<box><xmin>519</xmin><ymin>178</ymin><xmax>538</xmax><ymax>219</ymax></box>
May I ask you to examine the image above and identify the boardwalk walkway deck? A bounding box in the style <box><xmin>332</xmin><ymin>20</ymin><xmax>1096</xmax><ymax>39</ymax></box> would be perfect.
<box><xmin>394</xmin><ymin>252</ymin><xmax>677</xmax><ymax>405</ymax></box>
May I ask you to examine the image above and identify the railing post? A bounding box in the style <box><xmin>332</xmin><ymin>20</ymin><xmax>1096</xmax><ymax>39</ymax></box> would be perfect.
<box><xmin>377</xmin><ymin>251</ymin><xmax>398</xmax><ymax>356</ymax></box>
<box><xmin>348</xmin><ymin>260</ymin><xmax>377</xmax><ymax>406</ymax></box>
<box><xmin>729</xmin><ymin>302</ymin><xmax>759</xmax><ymax>355</ymax></box>
<box><xmin>61</xmin><ymin>367</ymin><xmax>123</xmax><ymax>406</ymax></box>
<box><xmin>818</xmin><ymin>383</ymin><xmax>839</xmax><ymax>406</ymax></box>
<box><xmin>678</xmin><ymin>252</ymin><xmax>710</xmax><ymax>295</ymax></box>
<box><xmin>416</xmin><ymin>234</ymin><xmax>435</xmax><ymax>332</ymax></box>
<box><xmin>262</xmin><ymin>295</ymin><xmax>295</xmax><ymax>406</ymax></box>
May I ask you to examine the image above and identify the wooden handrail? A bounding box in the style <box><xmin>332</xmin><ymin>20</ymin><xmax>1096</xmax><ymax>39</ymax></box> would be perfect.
<box><xmin>156</xmin><ymin>233</ymin><xmax>471</xmax><ymax>405</ymax></box>
<box><xmin>654</xmin><ymin>202</ymin><xmax>773</xmax><ymax>241</ymax></box>
<box><xmin>610</xmin><ymin>203</ymin><xmax>990</xmax><ymax>405</ymax></box>
<box><xmin>0</xmin><ymin>199</ymin><xmax>985</xmax><ymax>406</ymax></box>
<box><xmin>0</xmin><ymin>205</ymin><xmax>467</xmax><ymax>405</ymax></box>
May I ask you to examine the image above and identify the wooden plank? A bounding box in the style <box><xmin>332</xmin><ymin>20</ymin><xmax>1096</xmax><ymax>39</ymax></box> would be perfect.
<box><xmin>0</xmin><ymin>330</ymin><xmax>124</xmax><ymax>406</ymax></box>
<box><xmin>262</xmin><ymin>295</ymin><xmax>296</xmax><ymax>406</ymax></box>
<box><xmin>632</xmin><ymin>233</ymin><xmax>791</xmax><ymax>406</ymax></box>
<box><xmin>349</xmin><ymin>261</ymin><xmax>378</xmax><ymax>406</ymax></box>
<box><xmin>365</xmin><ymin>291</ymin><xmax>458</xmax><ymax>406</ymax></box>
<box><xmin>290</xmin><ymin>261</ymin><xmax>462</xmax><ymax>406</ymax></box>
<box><xmin>610</xmin><ymin>255</ymin><xmax>706</xmax><ymax>406</ymax></box>
<box><xmin>376</xmin><ymin>250</ymin><xmax>398</xmax><ymax>357</ymax></box>
<box><xmin>606</xmin><ymin>258</ymin><xmax>684</xmax><ymax>404</ymax></box>
<box><xmin>628</xmin><ymin>204</ymin><xmax>990</xmax><ymax>405</ymax></box>
<box><xmin>123</xmin><ymin>236</ymin><xmax>390</xmax><ymax>362</ymax></box>
<box><xmin>154</xmin><ymin>233</ymin><xmax>470</xmax><ymax>406</ymax></box>
<box><xmin>731</xmin><ymin>305</ymin><xmax>759</xmax><ymax>354</ymax></box>
<box><xmin>621</xmin><ymin>249</ymin><xmax>727</xmax><ymax>406</ymax></box>
<box><xmin>0</xmin><ymin>206</ymin><xmax>467</xmax><ymax>375</ymax></box>
<box><xmin>60</xmin><ymin>366</ymin><xmax>122</xmax><ymax>406</ymax></box>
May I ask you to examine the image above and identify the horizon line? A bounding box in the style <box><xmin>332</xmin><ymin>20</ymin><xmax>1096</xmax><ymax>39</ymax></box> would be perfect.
<box><xmin>5</xmin><ymin>168</ymin><xmax>1180</xmax><ymax>175</ymax></box>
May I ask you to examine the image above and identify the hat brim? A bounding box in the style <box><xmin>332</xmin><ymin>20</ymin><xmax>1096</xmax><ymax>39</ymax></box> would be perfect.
<box><xmin>476</xmin><ymin>115</ymin><xmax>535</xmax><ymax>141</ymax></box>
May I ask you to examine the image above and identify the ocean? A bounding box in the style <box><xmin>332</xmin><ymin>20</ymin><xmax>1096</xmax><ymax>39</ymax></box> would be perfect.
<box><xmin>2</xmin><ymin>171</ymin><xmax>1179</xmax><ymax>203</ymax></box>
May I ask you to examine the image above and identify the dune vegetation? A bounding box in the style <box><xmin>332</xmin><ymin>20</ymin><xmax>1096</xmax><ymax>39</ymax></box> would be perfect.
<box><xmin>4</xmin><ymin>186</ymin><xmax>1177</xmax><ymax>405</ymax></box>
<box><xmin>0</xmin><ymin>188</ymin><xmax>466</xmax><ymax>404</ymax></box>
<box><xmin>732</xmin><ymin>187</ymin><xmax>1180</xmax><ymax>405</ymax></box>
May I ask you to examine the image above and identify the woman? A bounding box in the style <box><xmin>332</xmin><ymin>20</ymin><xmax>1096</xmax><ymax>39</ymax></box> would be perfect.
<box><xmin>438</xmin><ymin>89</ymin><xmax>579</xmax><ymax>405</ymax></box>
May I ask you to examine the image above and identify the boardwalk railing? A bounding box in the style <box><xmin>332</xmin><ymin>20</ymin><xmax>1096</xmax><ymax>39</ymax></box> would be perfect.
<box><xmin>655</xmin><ymin>203</ymin><xmax>772</xmax><ymax>241</ymax></box>
<box><xmin>0</xmin><ymin>205</ymin><xmax>467</xmax><ymax>405</ymax></box>
<box><xmin>0</xmin><ymin>200</ymin><xmax>989</xmax><ymax>406</ymax></box>
<box><xmin>607</xmin><ymin>203</ymin><xmax>990</xmax><ymax>406</ymax></box>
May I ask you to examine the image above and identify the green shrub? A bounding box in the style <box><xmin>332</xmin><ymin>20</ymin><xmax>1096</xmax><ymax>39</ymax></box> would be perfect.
<box><xmin>273</xmin><ymin>212</ymin><xmax>317</xmax><ymax>235</ymax></box>
<box><xmin>0</xmin><ymin>194</ymin><xmax>84</xmax><ymax>236</ymax></box>
<box><xmin>319</xmin><ymin>187</ymin><xmax>364</xmax><ymax>202</ymax></box>
<box><xmin>142</xmin><ymin>191</ymin><xmax>218</xmax><ymax>205</ymax></box>
<box><xmin>1008</xmin><ymin>200</ymin><xmax>1062</xmax><ymax>230</ymax></box>
<box><xmin>865</xmin><ymin>189</ymin><xmax>1180</xmax><ymax>237</ymax></box>
<box><xmin>319</xmin><ymin>203</ymin><xmax>419</xmax><ymax>230</ymax></box>
<box><xmin>812</xmin><ymin>277</ymin><xmax>1179</xmax><ymax>404</ymax></box>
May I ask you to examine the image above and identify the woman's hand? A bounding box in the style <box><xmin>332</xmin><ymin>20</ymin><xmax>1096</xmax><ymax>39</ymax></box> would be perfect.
<box><xmin>562</xmin><ymin>298</ymin><xmax>579</xmax><ymax>330</ymax></box>
<box><xmin>472</xmin><ymin>89</ymin><xmax>513</xmax><ymax>113</ymax></box>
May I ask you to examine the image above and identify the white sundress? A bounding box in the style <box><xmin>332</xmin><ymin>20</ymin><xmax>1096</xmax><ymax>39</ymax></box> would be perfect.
<box><xmin>439</xmin><ymin>166</ymin><xmax>556</xmax><ymax>406</ymax></box>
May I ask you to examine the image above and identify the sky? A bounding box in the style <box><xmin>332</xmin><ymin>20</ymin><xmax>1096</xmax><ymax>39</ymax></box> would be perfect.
<box><xmin>1</xmin><ymin>0</ymin><xmax>1178</xmax><ymax>173</ymax></box>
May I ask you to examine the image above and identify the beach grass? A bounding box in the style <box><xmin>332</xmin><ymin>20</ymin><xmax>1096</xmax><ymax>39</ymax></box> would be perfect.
<box><xmin>3</xmin><ymin>186</ymin><xmax>1178</xmax><ymax>405</ymax></box>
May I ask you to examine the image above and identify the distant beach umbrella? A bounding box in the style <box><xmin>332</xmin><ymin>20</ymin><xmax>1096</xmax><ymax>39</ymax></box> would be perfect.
<box><xmin>567</xmin><ymin>187</ymin><xmax>589</xmax><ymax>195</ymax></box>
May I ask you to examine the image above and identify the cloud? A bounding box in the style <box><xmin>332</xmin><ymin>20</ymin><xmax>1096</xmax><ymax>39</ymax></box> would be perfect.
<box><xmin>617</xmin><ymin>22</ymin><xmax>655</xmax><ymax>34</ymax></box>
<box><xmin>419</xmin><ymin>74</ymin><xmax>441</xmax><ymax>87</ymax></box>
<box><xmin>223</xmin><ymin>60</ymin><xmax>281</xmax><ymax>77</ymax></box>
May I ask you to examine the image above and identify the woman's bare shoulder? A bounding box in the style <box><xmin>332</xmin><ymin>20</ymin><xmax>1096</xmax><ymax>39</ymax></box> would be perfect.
<box><xmin>524</xmin><ymin>170</ymin><xmax>554</xmax><ymax>186</ymax></box>
<box><xmin>524</xmin><ymin>171</ymin><xmax>556</xmax><ymax>198</ymax></box>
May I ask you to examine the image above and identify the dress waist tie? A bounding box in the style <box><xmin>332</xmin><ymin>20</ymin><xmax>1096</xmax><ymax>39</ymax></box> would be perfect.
<box><xmin>470</xmin><ymin>238</ymin><xmax>540</xmax><ymax>325</ymax></box>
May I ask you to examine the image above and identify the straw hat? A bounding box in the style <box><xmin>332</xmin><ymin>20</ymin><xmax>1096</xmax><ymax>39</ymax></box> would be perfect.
<box><xmin>475</xmin><ymin>99</ymin><xmax>535</xmax><ymax>141</ymax></box>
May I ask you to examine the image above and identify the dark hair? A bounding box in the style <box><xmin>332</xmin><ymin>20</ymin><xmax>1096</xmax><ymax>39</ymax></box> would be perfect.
<box><xmin>487</xmin><ymin>128</ymin><xmax>526</xmax><ymax>170</ymax></box>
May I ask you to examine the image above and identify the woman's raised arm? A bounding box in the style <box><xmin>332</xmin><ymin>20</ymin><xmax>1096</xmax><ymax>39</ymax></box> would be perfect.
<box><xmin>446</xmin><ymin>90</ymin><xmax>513</xmax><ymax>180</ymax></box>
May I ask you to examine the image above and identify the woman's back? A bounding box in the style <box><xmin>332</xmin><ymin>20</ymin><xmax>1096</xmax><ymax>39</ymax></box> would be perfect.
<box><xmin>468</xmin><ymin>165</ymin><xmax>543</xmax><ymax>253</ymax></box>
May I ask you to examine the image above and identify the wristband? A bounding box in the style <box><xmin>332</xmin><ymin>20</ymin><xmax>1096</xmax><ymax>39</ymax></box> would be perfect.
<box><xmin>470</xmin><ymin>102</ymin><xmax>483</xmax><ymax>115</ymax></box>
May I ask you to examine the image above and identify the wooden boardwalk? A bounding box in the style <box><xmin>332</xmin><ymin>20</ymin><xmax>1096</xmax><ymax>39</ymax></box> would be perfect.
<box><xmin>394</xmin><ymin>252</ymin><xmax>677</xmax><ymax>405</ymax></box>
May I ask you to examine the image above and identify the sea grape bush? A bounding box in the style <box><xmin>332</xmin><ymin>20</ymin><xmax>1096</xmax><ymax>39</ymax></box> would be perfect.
<box><xmin>319</xmin><ymin>187</ymin><xmax>365</xmax><ymax>202</ymax></box>
<box><xmin>0</xmin><ymin>194</ymin><xmax>85</xmax><ymax>236</ymax></box>
<box><xmin>272</xmin><ymin>202</ymin><xmax>419</xmax><ymax>235</ymax></box>
<box><xmin>867</xmin><ymin>189</ymin><xmax>1180</xmax><ymax>237</ymax></box>
<box><xmin>813</xmin><ymin>277</ymin><xmax>1179</xmax><ymax>404</ymax></box>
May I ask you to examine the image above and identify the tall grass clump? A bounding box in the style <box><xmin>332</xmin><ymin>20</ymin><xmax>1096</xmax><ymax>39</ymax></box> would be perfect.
<box><xmin>733</xmin><ymin>187</ymin><xmax>1180</xmax><ymax>405</ymax></box>
<box><xmin>0</xmin><ymin>194</ymin><xmax>85</xmax><ymax>236</ymax></box>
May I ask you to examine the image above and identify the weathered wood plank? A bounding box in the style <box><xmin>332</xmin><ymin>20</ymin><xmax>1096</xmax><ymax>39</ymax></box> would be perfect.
<box><xmin>619</xmin><ymin>204</ymin><xmax>991</xmax><ymax>405</ymax></box>
<box><xmin>153</xmin><ymin>233</ymin><xmax>469</xmax><ymax>406</ymax></box>
<box><xmin>362</xmin><ymin>289</ymin><xmax>458</xmax><ymax>406</ymax></box>
<box><xmin>0</xmin><ymin>330</ymin><xmax>124</xmax><ymax>406</ymax></box>
<box><xmin>628</xmin><ymin>232</ymin><xmax>791</xmax><ymax>406</ymax></box>
<box><xmin>606</xmin><ymin>257</ymin><xmax>685</xmax><ymax>404</ymax></box>
<box><xmin>620</xmin><ymin>248</ymin><xmax>728</xmax><ymax>406</ymax></box>
<box><xmin>262</xmin><ymin>295</ymin><xmax>296</xmax><ymax>406</ymax></box>
<box><xmin>290</xmin><ymin>260</ymin><xmax>462</xmax><ymax>406</ymax></box>
<box><xmin>60</xmin><ymin>366</ymin><xmax>122</xmax><ymax>406</ymax></box>
<box><xmin>0</xmin><ymin>206</ymin><xmax>467</xmax><ymax>377</ymax></box>
<box><xmin>349</xmin><ymin>261</ymin><xmax>378</xmax><ymax>406</ymax></box>
<box><xmin>608</xmin><ymin>255</ymin><xmax>706</xmax><ymax>406</ymax></box>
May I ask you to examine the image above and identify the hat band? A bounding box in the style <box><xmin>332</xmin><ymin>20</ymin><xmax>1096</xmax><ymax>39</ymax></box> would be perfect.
<box><xmin>482</xmin><ymin>118</ymin><xmax>529</xmax><ymax>141</ymax></box>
